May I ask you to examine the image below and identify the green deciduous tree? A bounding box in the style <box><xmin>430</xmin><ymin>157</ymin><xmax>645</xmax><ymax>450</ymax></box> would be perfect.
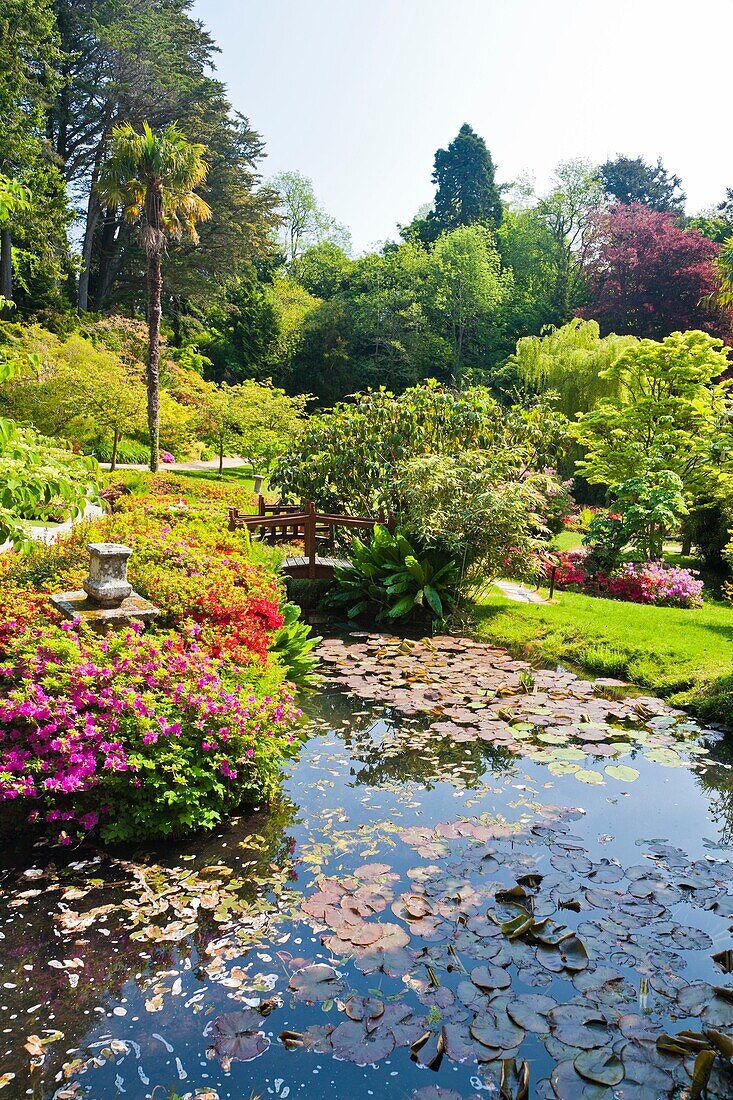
<box><xmin>429</xmin><ymin>225</ymin><xmax>511</xmax><ymax>381</ymax></box>
<box><xmin>271</xmin><ymin>170</ymin><xmax>350</xmax><ymax>265</ymax></box>
<box><xmin>574</xmin><ymin>330</ymin><xmax>730</xmax><ymax>494</ymax></box>
<box><xmin>97</xmin><ymin>121</ymin><xmax>211</xmax><ymax>472</ymax></box>
<box><xmin>536</xmin><ymin>160</ymin><xmax>604</xmax><ymax>320</ymax></box>
<box><xmin>0</xmin><ymin>352</ymin><xmax>98</xmax><ymax>547</ymax></box>
<box><xmin>196</xmin><ymin>379</ymin><xmax>307</xmax><ymax>475</ymax></box>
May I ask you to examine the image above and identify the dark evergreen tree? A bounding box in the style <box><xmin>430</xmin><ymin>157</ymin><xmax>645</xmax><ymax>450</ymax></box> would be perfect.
<box><xmin>599</xmin><ymin>155</ymin><xmax>685</xmax><ymax>213</ymax></box>
<box><xmin>49</xmin><ymin>0</ymin><xmax>279</xmax><ymax>313</ymax></box>
<box><xmin>0</xmin><ymin>0</ymin><xmax>71</xmax><ymax>311</ymax></box>
<box><xmin>432</xmin><ymin>123</ymin><xmax>502</xmax><ymax>231</ymax></box>
<box><xmin>402</xmin><ymin>124</ymin><xmax>502</xmax><ymax>243</ymax></box>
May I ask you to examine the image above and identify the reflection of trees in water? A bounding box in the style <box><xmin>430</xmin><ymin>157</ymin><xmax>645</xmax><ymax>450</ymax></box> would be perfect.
<box><xmin>0</xmin><ymin>800</ymin><xmax>298</xmax><ymax>1094</ymax></box>
<box><xmin>307</xmin><ymin>690</ymin><xmax>518</xmax><ymax>790</ymax></box>
<box><xmin>696</xmin><ymin>736</ymin><xmax>733</xmax><ymax>846</ymax></box>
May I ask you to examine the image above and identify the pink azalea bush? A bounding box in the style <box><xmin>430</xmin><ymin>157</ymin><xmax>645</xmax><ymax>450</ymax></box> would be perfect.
<box><xmin>547</xmin><ymin>551</ymin><xmax>703</xmax><ymax>609</ymax></box>
<box><xmin>603</xmin><ymin>562</ymin><xmax>704</xmax><ymax>607</ymax></box>
<box><xmin>0</xmin><ymin>620</ymin><xmax>302</xmax><ymax>844</ymax></box>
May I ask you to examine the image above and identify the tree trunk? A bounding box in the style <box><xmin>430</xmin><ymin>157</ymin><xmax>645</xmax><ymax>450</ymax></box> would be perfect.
<box><xmin>0</xmin><ymin>227</ymin><xmax>13</xmax><ymax>313</ymax></box>
<box><xmin>110</xmin><ymin>428</ymin><xmax>120</xmax><ymax>472</ymax></box>
<box><xmin>147</xmin><ymin>250</ymin><xmax>163</xmax><ymax>473</ymax></box>
<box><xmin>78</xmin><ymin>192</ymin><xmax>101</xmax><ymax>312</ymax></box>
<box><xmin>93</xmin><ymin>210</ymin><xmax>119</xmax><ymax>311</ymax></box>
<box><xmin>219</xmin><ymin>439</ymin><xmax>224</xmax><ymax>477</ymax></box>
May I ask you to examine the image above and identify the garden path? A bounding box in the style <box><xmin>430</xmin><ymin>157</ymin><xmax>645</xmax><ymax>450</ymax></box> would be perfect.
<box><xmin>494</xmin><ymin>579</ymin><xmax>547</xmax><ymax>603</ymax></box>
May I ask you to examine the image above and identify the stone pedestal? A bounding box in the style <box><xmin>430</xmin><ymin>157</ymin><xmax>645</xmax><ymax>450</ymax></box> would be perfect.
<box><xmin>51</xmin><ymin>589</ymin><xmax>160</xmax><ymax>632</ymax></box>
<box><xmin>83</xmin><ymin>543</ymin><xmax>133</xmax><ymax>606</ymax></box>
<box><xmin>50</xmin><ymin>542</ymin><xmax>159</xmax><ymax>633</ymax></box>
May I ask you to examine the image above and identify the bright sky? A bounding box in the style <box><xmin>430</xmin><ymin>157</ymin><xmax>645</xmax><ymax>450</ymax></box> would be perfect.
<box><xmin>192</xmin><ymin>0</ymin><xmax>733</xmax><ymax>254</ymax></box>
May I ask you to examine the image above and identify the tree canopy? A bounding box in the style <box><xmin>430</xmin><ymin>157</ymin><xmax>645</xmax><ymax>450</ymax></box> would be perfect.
<box><xmin>600</xmin><ymin>155</ymin><xmax>685</xmax><ymax>212</ymax></box>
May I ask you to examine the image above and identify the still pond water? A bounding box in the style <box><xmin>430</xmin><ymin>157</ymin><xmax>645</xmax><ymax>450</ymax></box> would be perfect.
<box><xmin>2</xmin><ymin>633</ymin><xmax>733</xmax><ymax>1099</ymax></box>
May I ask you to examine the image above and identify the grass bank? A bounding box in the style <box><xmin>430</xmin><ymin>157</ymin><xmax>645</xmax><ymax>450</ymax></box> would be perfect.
<box><xmin>472</xmin><ymin>588</ymin><xmax>733</xmax><ymax>726</ymax></box>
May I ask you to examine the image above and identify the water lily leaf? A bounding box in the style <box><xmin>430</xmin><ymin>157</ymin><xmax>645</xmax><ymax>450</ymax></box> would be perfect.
<box><xmin>211</xmin><ymin>1011</ymin><xmax>270</xmax><ymax>1062</ymax></box>
<box><xmin>289</xmin><ymin>964</ymin><xmax>344</xmax><ymax>1003</ymax></box>
<box><xmin>471</xmin><ymin>963</ymin><xmax>511</xmax><ymax>991</ymax></box>
<box><xmin>560</xmin><ymin>935</ymin><xmax>590</xmax><ymax>972</ymax></box>
<box><xmin>538</xmin><ymin>732</ymin><xmax>569</xmax><ymax>745</ymax></box>
<box><xmin>574</xmin><ymin>769</ymin><xmax>604</xmax><ymax>786</ymax></box>
<box><xmin>604</xmin><ymin>764</ymin><xmax>640</xmax><ymax>783</ymax></box>
<box><xmin>330</xmin><ymin>1019</ymin><xmax>394</xmax><ymax>1064</ymax></box>
<box><xmin>687</xmin><ymin>1047</ymin><xmax>716</xmax><ymax>1099</ymax></box>
<box><xmin>506</xmin><ymin>994</ymin><xmax>555</xmax><ymax>1033</ymax></box>
<box><xmin>547</xmin><ymin>762</ymin><xmax>581</xmax><ymax>777</ymax></box>
<box><xmin>470</xmin><ymin>1011</ymin><xmax>524</xmax><ymax>1051</ymax></box>
<box><xmin>676</xmin><ymin>982</ymin><xmax>715</xmax><ymax>1017</ymax></box>
<box><xmin>656</xmin><ymin>1031</ymin><xmax>709</xmax><ymax>1056</ymax></box>
<box><xmin>573</xmin><ymin>1049</ymin><xmax>624</xmax><ymax>1087</ymax></box>
<box><xmin>410</xmin><ymin>1028</ymin><xmax>444</xmax><ymax>1069</ymax></box>
<box><xmin>645</xmin><ymin>748</ymin><xmax>684</xmax><ymax>767</ymax></box>
<box><xmin>344</xmin><ymin>995</ymin><xmax>384</xmax><ymax>1022</ymax></box>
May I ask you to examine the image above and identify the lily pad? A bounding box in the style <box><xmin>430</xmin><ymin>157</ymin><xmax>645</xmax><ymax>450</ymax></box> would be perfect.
<box><xmin>604</xmin><ymin>764</ymin><xmax>640</xmax><ymax>783</ymax></box>
<box><xmin>573</xmin><ymin>1048</ymin><xmax>624</xmax><ymax>1087</ymax></box>
<box><xmin>289</xmin><ymin>964</ymin><xmax>344</xmax><ymax>1003</ymax></box>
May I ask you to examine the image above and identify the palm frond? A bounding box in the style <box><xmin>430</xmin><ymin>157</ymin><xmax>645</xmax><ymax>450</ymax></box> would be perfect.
<box><xmin>96</xmin><ymin>120</ymin><xmax>211</xmax><ymax>247</ymax></box>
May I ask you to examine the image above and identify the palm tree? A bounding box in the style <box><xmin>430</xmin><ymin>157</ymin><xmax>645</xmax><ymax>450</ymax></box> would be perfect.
<box><xmin>97</xmin><ymin>122</ymin><xmax>211</xmax><ymax>471</ymax></box>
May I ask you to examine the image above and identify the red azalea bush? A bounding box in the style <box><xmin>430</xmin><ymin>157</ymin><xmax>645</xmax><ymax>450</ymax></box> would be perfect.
<box><xmin>546</xmin><ymin>551</ymin><xmax>704</xmax><ymax>609</ymax></box>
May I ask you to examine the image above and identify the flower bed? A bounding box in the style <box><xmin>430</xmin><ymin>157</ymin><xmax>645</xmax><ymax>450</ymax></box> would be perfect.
<box><xmin>546</xmin><ymin>550</ymin><xmax>704</xmax><ymax>608</ymax></box>
<box><xmin>0</xmin><ymin>473</ymin><xmax>307</xmax><ymax>843</ymax></box>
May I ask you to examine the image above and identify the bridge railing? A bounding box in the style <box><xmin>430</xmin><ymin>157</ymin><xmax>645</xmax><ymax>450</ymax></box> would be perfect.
<box><xmin>228</xmin><ymin>498</ymin><xmax>395</xmax><ymax>579</ymax></box>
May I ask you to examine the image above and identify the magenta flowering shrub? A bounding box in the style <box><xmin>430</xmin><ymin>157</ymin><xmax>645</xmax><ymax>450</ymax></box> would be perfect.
<box><xmin>0</xmin><ymin>621</ymin><xmax>302</xmax><ymax>844</ymax></box>
<box><xmin>603</xmin><ymin>562</ymin><xmax>704</xmax><ymax>608</ymax></box>
<box><xmin>546</xmin><ymin>552</ymin><xmax>704</xmax><ymax>609</ymax></box>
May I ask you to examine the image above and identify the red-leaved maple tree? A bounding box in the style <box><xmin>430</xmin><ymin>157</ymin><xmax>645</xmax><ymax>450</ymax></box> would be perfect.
<box><xmin>578</xmin><ymin>203</ymin><xmax>731</xmax><ymax>341</ymax></box>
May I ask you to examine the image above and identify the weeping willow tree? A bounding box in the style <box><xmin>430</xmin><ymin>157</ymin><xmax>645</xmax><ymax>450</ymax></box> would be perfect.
<box><xmin>509</xmin><ymin>318</ymin><xmax>636</xmax><ymax>418</ymax></box>
<box><xmin>715</xmin><ymin>237</ymin><xmax>733</xmax><ymax>313</ymax></box>
<box><xmin>97</xmin><ymin>122</ymin><xmax>211</xmax><ymax>471</ymax></box>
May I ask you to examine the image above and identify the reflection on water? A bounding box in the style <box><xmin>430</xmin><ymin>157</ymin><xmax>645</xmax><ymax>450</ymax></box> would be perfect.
<box><xmin>1</xmin><ymin>633</ymin><xmax>733</xmax><ymax>1098</ymax></box>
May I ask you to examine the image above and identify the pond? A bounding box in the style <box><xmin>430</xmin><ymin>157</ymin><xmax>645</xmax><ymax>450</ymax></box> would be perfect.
<box><xmin>2</xmin><ymin>632</ymin><xmax>733</xmax><ymax>1099</ymax></box>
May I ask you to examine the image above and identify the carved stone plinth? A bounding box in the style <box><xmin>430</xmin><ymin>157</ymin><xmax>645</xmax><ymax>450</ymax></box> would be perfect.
<box><xmin>50</xmin><ymin>542</ymin><xmax>159</xmax><ymax>633</ymax></box>
<box><xmin>50</xmin><ymin>590</ymin><xmax>160</xmax><ymax>633</ymax></box>
<box><xmin>83</xmin><ymin>543</ymin><xmax>133</xmax><ymax>607</ymax></box>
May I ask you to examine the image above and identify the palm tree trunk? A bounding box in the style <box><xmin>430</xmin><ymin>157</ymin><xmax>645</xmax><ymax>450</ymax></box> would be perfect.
<box><xmin>147</xmin><ymin>249</ymin><xmax>163</xmax><ymax>472</ymax></box>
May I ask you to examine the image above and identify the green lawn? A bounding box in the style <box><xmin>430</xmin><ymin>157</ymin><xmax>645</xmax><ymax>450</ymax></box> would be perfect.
<box><xmin>175</xmin><ymin>467</ymin><xmax>260</xmax><ymax>491</ymax></box>
<box><xmin>551</xmin><ymin>528</ymin><xmax>585</xmax><ymax>551</ymax></box>
<box><xmin>472</xmin><ymin>587</ymin><xmax>733</xmax><ymax>726</ymax></box>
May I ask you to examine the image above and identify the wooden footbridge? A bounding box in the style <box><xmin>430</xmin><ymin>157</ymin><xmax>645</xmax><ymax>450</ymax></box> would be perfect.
<box><xmin>228</xmin><ymin>497</ymin><xmax>395</xmax><ymax>579</ymax></box>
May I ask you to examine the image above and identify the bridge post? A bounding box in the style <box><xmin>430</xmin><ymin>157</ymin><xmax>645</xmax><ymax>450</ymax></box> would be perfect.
<box><xmin>305</xmin><ymin>500</ymin><xmax>317</xmax><ymax>579</ymax></box>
